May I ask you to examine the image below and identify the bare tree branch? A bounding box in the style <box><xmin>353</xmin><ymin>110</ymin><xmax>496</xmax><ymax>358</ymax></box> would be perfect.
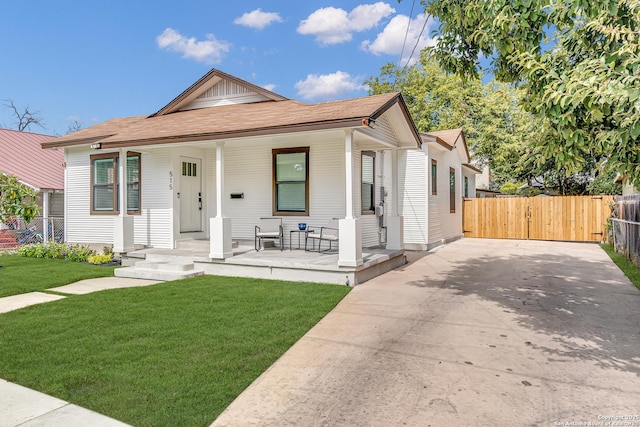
<box><xmin>3</xmin><ymin>99</ymin><xmax>45</xmax><ymax>132</ymax></box>
<box><xmin>66</xmin><ymin>119</ymin><xmax>83</xmax><ymax>134</ymax></box>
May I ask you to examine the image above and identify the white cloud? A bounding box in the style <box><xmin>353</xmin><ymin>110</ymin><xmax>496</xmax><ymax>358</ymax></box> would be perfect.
<box><xmin>156</xmin><ymin>28</ymin><xmax>230</xmax><ymax>64</ymax></box>
<box><xmin>361</xmin><ymin>13</ymin><xmax>437</xmax><ymax>65</ymax></box>
<box><xmin>295</xmin><ymin>71</ymin><xmax>365</xmax><ymax>100</ymax></box>
<box><xmin>234</xmin><ymin>9</ymin><xmax>283</xmax><ymax>30</ymax></box>
<box><xmin>297</xmin><ymin>2</ymin><xmax>395</xmax><ymax>45</ymax></box>
<box><xmin>262</xmin><ymin>83</ymin><xmax>277</xmax><ymax>92</ymax></box>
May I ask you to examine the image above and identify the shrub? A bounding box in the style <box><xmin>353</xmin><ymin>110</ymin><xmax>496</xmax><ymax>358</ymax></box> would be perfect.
<box><xmin>14</xmin><ymin>243</ymin><xmax>95</xmax><ymax>262</ymax></box>
<box><xmin>87</xmin><ymin>254</ymin><xmax>113</xmax><ymax>265</ymax></box>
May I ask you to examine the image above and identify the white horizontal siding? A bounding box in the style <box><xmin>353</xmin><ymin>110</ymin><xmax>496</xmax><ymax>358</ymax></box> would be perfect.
<box><xmin>133</xmin><ymin>149</ymin><xmax>173</xmax><ymax>248</ymax></box>
<box><xmin>65</xmin><ymin>147</ymin><xmax>174</xmax><ymax>248</ymax></box>
<box><xmin>223</xmin><ymin>135</ymin><xmax>346</xmax><ymax>241</ymax></box>
<box><xmin>65</xmin><ymin>147</ymin><xmax>115</xmax><ymax>244</ymax></box>
<box><xmin>428</xmin><ymin>149</ymin><xmax>463</xmax><ymax>247</ymax></box>
<box><xmin>402</xmin><ymin>148</ymin><xmax>428</xmax><ymax>246</ymax></box>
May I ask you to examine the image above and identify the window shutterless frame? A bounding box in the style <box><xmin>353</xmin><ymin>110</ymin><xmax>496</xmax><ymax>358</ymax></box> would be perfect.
<box><xmin>272</xmin><ymin>147</ymin><xmax>309</xmax><ymax>216</ymax></box>
<box><xmin>450</xmin><ymin>167</ymin><xmax>456</xmax><ymax>213</ymax></box>
<box><xmin>90</xmin><ymin>151</ymin><xmax>141</xmax><ymax>215</ymax></box>
<box><xmin>361</xmin><ymin>151</ymin><xmax>376</xmax><ymax>214</ymax></box>
<box><xmin>431</xmin><ymin>159</ymin><xmax>437</xmax><ymax>195</ymax></box>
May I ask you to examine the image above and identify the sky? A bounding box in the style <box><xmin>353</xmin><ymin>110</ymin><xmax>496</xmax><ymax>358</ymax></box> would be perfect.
<box><xmin>0</xmin><ymin>1</ymin><xmax>438</xmax><ymax>136</ymax></box>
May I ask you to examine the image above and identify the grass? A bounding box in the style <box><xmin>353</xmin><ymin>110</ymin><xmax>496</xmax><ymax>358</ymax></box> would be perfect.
<box><xmin>601</xmin><ymin>243</ymin><xmax>640</xmax><ymax>291</ymax></box>
<box><xmin>0</xmin><ymin>255</ymin><xmax>118</xmax><ymax>298</ymax></box>
<box><xmin>0</xmin><ymin>275</ymin><xmax>350</xmax><ymax>426</ymax></box>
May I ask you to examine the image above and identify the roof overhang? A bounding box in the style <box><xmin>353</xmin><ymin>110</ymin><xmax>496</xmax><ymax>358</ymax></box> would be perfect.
<box><xmin>463</xmin><ymin>163</ymin><xmax>483</xmax><ymax>173</ymax></box>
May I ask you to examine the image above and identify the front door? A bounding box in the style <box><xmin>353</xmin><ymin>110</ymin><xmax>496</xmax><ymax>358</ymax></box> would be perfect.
<box><xmin>180</xmin><ymin>157</ymin><xmax>202</xmax><ymax>232</ymax></box>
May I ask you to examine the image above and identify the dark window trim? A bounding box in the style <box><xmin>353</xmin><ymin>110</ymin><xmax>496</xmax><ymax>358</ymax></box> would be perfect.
<box><xmin>464</xmin><ymin>176</ymin><xmax>469</xmax><ymax>198</ymax></box>
<box><xmin>127</xmin><ymin>152</ymin><xmax>142</xmax><ymax>215</ymax></box>
<box><xmin>90</xmin><ymin>151</ymin><xmax>141</xmax><ymax>216</ymax></box>
<box><xmin>272</xmin><ymin>147</ymin><xmax>310</xmax><ymax>216</ymax></box>
<box><xmin>361</xmin><ymin>150</ymin><xmax>376</xmax><ymax>215</ymax></box>
<box><xmin>450</xmin><ymin>167</ymin><xmax>456</xmax><ymax>213</ymax></box>
<box><xmin>431</xmin><ymin>159</ymin><xmax>437</xmax><ymax>195</ymax></box>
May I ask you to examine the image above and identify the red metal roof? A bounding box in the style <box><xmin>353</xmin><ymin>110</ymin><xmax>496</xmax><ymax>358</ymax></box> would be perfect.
<box><xmin>0</xmin><ymin>129</ymin><xmax>63</xmax><ymax>190</ymax></box>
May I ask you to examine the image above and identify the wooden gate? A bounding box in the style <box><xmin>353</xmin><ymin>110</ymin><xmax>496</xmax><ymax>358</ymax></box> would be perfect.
<box><xmin>463</xmin><ymin>195</ymin><xmax>614</xmax><ymax>242</ymax></box>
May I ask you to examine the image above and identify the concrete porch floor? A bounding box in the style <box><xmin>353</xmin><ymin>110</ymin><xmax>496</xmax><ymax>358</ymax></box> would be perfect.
<box><xmin>122</xmin><ymin>240</ymin><xmax>406</xmax><ymax>285</ymax></box>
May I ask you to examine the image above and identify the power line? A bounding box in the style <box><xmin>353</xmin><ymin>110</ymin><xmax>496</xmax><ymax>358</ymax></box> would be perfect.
<box><xmin>398</xmin><ymin>0</ymin><xmax>417</xmax><ymax>64</ymax></box>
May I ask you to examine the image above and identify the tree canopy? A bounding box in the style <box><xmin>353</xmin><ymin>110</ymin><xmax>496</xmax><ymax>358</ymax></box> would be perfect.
<box><xmin>365</xmin><ymin>53</ymin><xmax>542</xmax><ymax>186</ymax></box>
<box><xmin>422</xmin><ymin>0</ymin><xmax>640</xmax><ymax>186</ymax></box>
<box><xmin>0</xmin><ymin>173</ymin><xmax>39</xmax><ymax>225</ymax></box>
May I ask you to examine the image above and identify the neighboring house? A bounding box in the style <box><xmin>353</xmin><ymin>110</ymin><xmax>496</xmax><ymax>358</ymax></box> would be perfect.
<box><xmin>0</xmin><ymin>129</ymin><xmax>64</xmax><ymax>236</ymax></box>
<box><xmin>615</xmin><ymin>174</ymin><xmax>639</xmax><ymax>195</ymax></box>
<box><xmin>402</xmin><ymin>128</ymin><xmax>480</xmax><ymax>251</ymax></box>
<box><xmin>42</xmin><ymin>69</ymin><xmax>422</xmax><ymax>268</ymax></box>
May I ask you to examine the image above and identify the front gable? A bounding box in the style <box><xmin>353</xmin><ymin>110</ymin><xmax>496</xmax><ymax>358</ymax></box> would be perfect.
<box><xmin>151</xmin><ymin>68</ymin><xmax>288</xmax><ymax>117</ymax></box>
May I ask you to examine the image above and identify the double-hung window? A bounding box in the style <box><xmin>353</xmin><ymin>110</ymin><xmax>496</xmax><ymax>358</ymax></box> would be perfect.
<box><xmin>90</xmin><ymin>152</ymin><xmax>141</xmax><ymax>215</ymax></box>
<box><xmin>464</xmin><ymin>176</ymin><xmax>469</xmax><ymax>198</ymax></box>
<box><xmin>431</xmin><ymin>159</ymin><xmax>437</xmax><ymax>195</ymax></box>
<box><xmin>361</xmin><ymin>151</ymin><xmax>375</xmax><ymax>213</ymax></box>
<box><xmin>273</xmin><ymin>147</ymin><xmax>309</xmax><ymax>216</ymax></box>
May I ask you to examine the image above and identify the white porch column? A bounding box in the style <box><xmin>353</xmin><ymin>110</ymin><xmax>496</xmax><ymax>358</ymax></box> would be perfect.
<box><xmin>386</xmin><ymin>148</ymin><xmax>404</xmax><ymax>250</ymax></box>
<box><xmin>114</xmin><ymin>149</ymin><xmax>134</xmax><ymax>253</ymax></box>
<box><xmin>42</xmin><ymin>191</ymin><xmax>49</xmax><ymax>243</ymax></box>
<box><xmin>339</xmin><ymin>130</ymin><xmax>363</xmax><ymax>267</ymax></box>
<box><xmin>210</xmin><ymin>141</ymin><xmax>232</xmax><ymax>259</ymax></box>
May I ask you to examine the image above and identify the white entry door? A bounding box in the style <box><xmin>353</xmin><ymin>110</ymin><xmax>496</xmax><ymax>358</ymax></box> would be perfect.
<box><xmin>180</xmin><ymin>157</ymin><xmax>202</xmax><ymax>232</ymax></box>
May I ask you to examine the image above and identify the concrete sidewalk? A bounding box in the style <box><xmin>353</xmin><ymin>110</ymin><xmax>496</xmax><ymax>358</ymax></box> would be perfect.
<box><xmin>212</xmin><ymin>239</ymin><xmax>640</xmax><ymax>426</ymax></box>
<box><xmin>0</xmin><ymin>277</ymin><xmax>160</xmax><ymax>427</ymax></box>
<box><xmin>0</xmin><ymin>379</ymin><xmax>130</xmax><ymax>427</ymax></box>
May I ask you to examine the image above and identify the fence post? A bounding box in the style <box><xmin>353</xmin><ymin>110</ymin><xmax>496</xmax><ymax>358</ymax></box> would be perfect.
<box><xmin>42</xmin><ymin>191</ymin><xmax>49</xmax><ymax>243</ymax></box>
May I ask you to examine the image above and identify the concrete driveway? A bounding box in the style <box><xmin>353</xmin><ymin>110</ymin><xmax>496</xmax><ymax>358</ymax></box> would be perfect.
<box><xmin>212</xmin><ymin>239</ymin><xmax>640</xmax><ymax>427</ymax></box>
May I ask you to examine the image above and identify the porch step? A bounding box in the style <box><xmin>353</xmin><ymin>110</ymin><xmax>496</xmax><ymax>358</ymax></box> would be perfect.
<box><xmin>115</xmin><ymin>260</ymin><xmax>204</xmax><ymax>281</ymax></box>
<box><xmin>175</xmin><ymin>239</ymin><xmax>239</xmax><ymax>250</ymax></box>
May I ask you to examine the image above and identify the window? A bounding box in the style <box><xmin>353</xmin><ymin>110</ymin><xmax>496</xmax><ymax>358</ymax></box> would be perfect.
<box><xmin>361</xmin><ymin>151</ymin><xmax>375</xmax><ymax>213</ymax></box>
<box><xmin>273</xmin><ymin>147</ymin><xmax>309</xmax><ymax>216</ymax></box>
<box><xmin>464</xmin><ymin>176</ymin><xmax>469</xmax><ymax>198</ymax></box>
<box><xmin>90</xmin><ymin>152</ymin><xmax>141</xmax><ymax>215</ymax></box>
<box><xmin>450</xmin><ymin>167</ymin><xmax>456</xmax><ymax>213</ymax></box>
<box><xmin>431</xmin><ymin>159</ymin><xmax>437</xmax><ymax>195</ymax></box>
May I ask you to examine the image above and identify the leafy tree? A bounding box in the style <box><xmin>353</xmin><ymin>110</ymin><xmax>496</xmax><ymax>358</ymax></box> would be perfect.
<box><xmin>0</xmin><ymin>173</ymin><xmax>40</xmax><ymax>226</ymax></box>
<box><xmin>422</xmin><ymin>0</ymin><xmax>640</xmax><ymax>186</ymax></box>
<box><xmin>365</xmin><ymin>53</ymin><xmax>542</xmax><ymax>186</ymax></box>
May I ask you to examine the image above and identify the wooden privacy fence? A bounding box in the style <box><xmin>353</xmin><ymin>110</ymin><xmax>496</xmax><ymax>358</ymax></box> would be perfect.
<box><xmin>463</xmin><ymin>195</ymin><xmax>614</xmax><ymax>242</ymax></box>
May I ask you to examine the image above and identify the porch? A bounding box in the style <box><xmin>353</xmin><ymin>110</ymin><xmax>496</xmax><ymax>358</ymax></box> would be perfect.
<box><xmin>117</xmin><ymin>239</ymin><xmax>406</xmax><ymax>286</ymax></box>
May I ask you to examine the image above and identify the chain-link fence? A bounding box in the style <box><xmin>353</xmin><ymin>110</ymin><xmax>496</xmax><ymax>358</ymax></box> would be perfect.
<box><xmin>611</xmin><ymin>218</ymin><xmax>640</xmax><ymax>268</ymax></box>
<box><xmin>0</xmin><ymin>217</ymin><xmax>64</xmax><ymax>250</ymax></box>
<box><xmin>611</xmin><ymin>194</ymin><xmax>640</xmax><ymax>268</ymax></box>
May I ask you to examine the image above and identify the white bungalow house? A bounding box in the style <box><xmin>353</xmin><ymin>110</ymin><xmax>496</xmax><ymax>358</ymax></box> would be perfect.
<box><xmin>42</xmin><ymin>69</ymin><xmax>422</xmax><ymax>277</ymax></box>
<box><xmin>402</xmin><ymin>128</ymin><xmax>480</xmax><ymax>250</ymax></box>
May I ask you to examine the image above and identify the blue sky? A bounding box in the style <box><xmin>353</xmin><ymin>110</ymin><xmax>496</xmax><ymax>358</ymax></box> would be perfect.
<box><xmin>0</xmin><ymin>1</ymin><xmax>436</xmax><ymax>136</ymax></box>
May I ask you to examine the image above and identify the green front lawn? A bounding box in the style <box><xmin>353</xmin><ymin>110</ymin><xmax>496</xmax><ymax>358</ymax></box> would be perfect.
<box><xmin>0</xmin><ymin>275</ymin><xmax>350</xmax><ymax>426</ymax></box>
<box><xmin>0</xmin><ymin>255</ymin><xmax>117</xmax><ymax>298</ymax></box>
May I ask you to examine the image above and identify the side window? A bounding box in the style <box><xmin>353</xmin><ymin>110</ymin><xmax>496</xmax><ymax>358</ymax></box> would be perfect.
<box><xmin>90</xmin><ymin>152</ymin><xmax>141</xmax><ymax>215</ymax></box>
<box><xmin>450</xmin><ymin>167</ymin><xmax>456</xmax><ymax>213</ymax></box>
<box><xmin>464</xmin><ymin>176</ymin><xmax>469</xmax><ymax>198</ymax></box>
<box><xmin>273</xmin><ymin>147</ymin><xmax>309</xmax><ymax>216</ymax></box>
<box><xmin>361</xmin><ymin>151</ymin><xmax>375</xmax><ymax>213</ymax></box>
<box><xmin>431</xmin><ymin>159</ymin><xmax>437</xmax><ymax>195</ymax></box>
<box><xmin>91</xmin><ymin>153</ymin><xmax>117</xmax><ymax>215</ymax></box>
<box><xmin>127</xmin><ymin>152</ymin><xmax>141</xmax><ymax>214</ymax></box>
